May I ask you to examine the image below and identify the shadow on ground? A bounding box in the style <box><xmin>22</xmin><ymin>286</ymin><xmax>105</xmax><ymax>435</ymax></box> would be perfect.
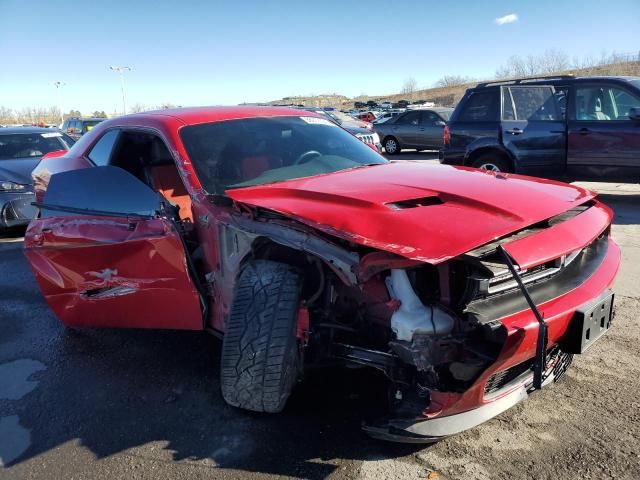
<box><xmin>3</xmin><ymin>290</ymin><xmax>421</xmax><ymax>478</ymax></box>
<box><xmin>595</xmin><ymin>193</ymin><xmax>640</xmax><ymax>226</ymax></box>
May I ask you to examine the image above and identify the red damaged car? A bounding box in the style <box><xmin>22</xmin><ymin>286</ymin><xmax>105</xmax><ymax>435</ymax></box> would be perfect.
<box><xmin>24</xmin><ymin>106</ymin><xmax>619</xmax><ymax>442</ymax></box>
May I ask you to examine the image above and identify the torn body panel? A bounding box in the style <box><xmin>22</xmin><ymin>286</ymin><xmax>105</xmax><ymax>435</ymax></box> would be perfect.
<box><xmin>24</xmin><ymin>215</ymin><xmax>202</xmax><ymax>329</ymax></box>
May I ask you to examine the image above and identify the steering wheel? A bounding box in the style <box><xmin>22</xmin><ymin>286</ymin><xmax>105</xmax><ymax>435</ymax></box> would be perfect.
<box><xmin>294</xmin><ymin>150</ymin><xmax>321</xmax><ymax>165</ymax></box>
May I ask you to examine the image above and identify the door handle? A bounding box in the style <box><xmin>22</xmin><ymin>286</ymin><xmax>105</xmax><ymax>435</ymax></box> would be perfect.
<box><xmin>505</xmin><ymin>128</ymin><xmax>523</xmax><ymax>135</ymax></box>
<box><xmin>578</xmin><ymin>128</ymin><xmax>590</xmax><ymax>135</ymax></box>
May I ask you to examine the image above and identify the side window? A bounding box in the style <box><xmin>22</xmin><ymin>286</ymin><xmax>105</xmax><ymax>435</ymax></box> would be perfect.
<box><xmin>574</xmin><ymin>85</ymin><xmax>640</xmax><ymax>121</ymax></box>
<box><xmin>87</xmin><ymin>130</ymin><xmax>120</xmax><ymax>166</ymax></box>
<box><xmin>508</xmin><ymin>86</ymin><xmax>560</xmax><ymax>121</ymax></box>
<box><xmin>502</xmin><ymin>88</ymin><xmax>515</xmax><ymax>120</ymax></box>
<box><xmin>399</xmin><ymin>111</ymin><xmax>421</xmax><ymax>125</ymax></box>
<box><xmin>420</xmin><ymin>111</ymin><xmax>440</xmax><ymax>125</ymax></box>
<box><xmin>457</xmin><ymin>90</ymin><xmax>499</xmax><ymax>122</ymax></box>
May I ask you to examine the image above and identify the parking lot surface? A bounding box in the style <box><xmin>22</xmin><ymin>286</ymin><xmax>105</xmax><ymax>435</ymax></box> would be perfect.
<box><xmin>1</xmin><ymin>157</ymin><xmax>639</xmax><ymax>479</ymax></box>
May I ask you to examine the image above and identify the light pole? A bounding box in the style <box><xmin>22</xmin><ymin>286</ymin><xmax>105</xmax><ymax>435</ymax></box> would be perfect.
<box><xmin>109</xmin><ymin>66</ymin><xmax>132</xmax><ymax>115</ymax></box>
<box><xmin>52</xmin><ymin>81</ymin><xmax>65</xmax><ymax>126</ymax></box>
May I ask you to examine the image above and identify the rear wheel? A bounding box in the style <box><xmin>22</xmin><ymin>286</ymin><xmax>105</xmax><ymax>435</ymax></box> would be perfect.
<box><xmin>221</xmin><ymin>260</ymin><xmax>301</xmax><ymax>413</ymax></box>
<box><xmin>384</xmin><ymin>136</ymin><xmax>401</xmax><ymax>155</ymax></box>
<box><xmin>471</xmin><ymin>154</ymin><xmax>512</xmax><ymax>173</ymax></box>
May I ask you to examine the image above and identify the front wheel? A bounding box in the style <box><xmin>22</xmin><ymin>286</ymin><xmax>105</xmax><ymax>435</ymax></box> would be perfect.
<box><xmin>383</xmin><ymin>136</ymin><xmax>401</xmax><ymax>155</ymax></box>
<box><xmin>471</xmin><ymin>154</ymin><xmax>512</xmax><ymax>173</ymax></box>
<box><xmin>221</xmin><ymin>260</ymin><xmax>301</xmax><ymax>413</ymax></box>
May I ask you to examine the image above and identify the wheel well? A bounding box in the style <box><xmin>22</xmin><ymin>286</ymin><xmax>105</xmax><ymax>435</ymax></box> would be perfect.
<box><xmin>382</xmin><ymin>135</ymin><xmax>397</xmax><ymax>144</ymax></box>
<box><xmin>249</xmin><ymin>238</ymin><xmax>326</xmax><ymax>302</ymax></box>
<box><xmin>466</xmin><ymin>148</ymin><xmax>513</xmax><ymax>170</ymax></box>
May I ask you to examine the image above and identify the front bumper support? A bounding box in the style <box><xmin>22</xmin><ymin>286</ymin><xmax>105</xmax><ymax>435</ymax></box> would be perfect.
<box><xmin>499</xmin><ymin>246</ymin><xmax>548</xmax><ymax>390</ymax></box>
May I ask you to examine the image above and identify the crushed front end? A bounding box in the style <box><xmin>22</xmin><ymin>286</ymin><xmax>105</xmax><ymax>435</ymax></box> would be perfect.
<box><xmin>299</xmin><ymin>199</ymin><xmax>619</xmax><ymax>443</ymax></box>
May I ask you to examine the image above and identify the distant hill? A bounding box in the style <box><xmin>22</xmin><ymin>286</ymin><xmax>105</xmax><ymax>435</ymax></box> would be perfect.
<box><xmin>264</xmin><ymin>60</ymin><xmax>640</xmax><ymax>110</ymax></box>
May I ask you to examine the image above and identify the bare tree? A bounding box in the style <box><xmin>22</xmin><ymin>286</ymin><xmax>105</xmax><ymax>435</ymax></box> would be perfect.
<box><xmin>401</xmin><ymin>77</ymin><xmax>417</xmax><ymax>95</ymax></box>
<box><xmin>496</xmin><ymin>49</ymin><xmax>571</xmax><ymax>79</ymax></box>
<box><xmin>129</xmin><ymin>103</ymin><xmax>149</xmax><ymax>113</ymax></box>
<box><xmin>0</xmin><ymin>106</ymin><xmax>15</xmax><ymax>124</ymax></box>
<box><xmin>435</xmin><ymin>75</ymin><xmax>475</xmax><ymax>88</ymax></box>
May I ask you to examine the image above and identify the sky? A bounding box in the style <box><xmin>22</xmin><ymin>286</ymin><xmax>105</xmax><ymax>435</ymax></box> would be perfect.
<box><xmin>1</xmin><ymin>0</ymin><xmax>638</xmax><ymax>114</ymax></box>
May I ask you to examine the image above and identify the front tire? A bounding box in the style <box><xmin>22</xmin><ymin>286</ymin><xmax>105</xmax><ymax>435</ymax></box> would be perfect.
<box><xmin>221</xmin><ymin>260</ymin><xmax>301</xmax><ymax>413</ymax></box>
<box><xmin>471</xmin><ymin>154</ymin><xmax>512</xmax><ymax>173</ymax></box>
<box><xmin>383</xmin><ymin>136</ymin><xmax>401</xmax><ymax>155</ymax></box>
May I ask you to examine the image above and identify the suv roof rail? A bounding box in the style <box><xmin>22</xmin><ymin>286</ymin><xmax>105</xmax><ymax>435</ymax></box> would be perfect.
<box><xmin>476</xmin><ymin>74</ymin><xmax>575</xmax><ymax>88</ymax></box>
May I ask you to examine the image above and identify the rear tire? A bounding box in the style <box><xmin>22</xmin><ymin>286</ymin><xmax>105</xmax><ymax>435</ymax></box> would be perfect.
<box><xmin>221</xmin><ymin>260</ymin><xmax>301</xmax><ymax>413</ymax></box>
<box><xmin>383</xmin><ymin>136</ymin><xmax>401</xmax><ymax>155</ymax></box>
<box><xmin>471</xmin><ymin>154</ymin><xmax>512</xmax><ymax>173</ymax></box>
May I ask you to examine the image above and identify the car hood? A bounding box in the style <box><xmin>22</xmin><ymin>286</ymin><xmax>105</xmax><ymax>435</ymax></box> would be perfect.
<box><xmin>0</xmin><ymin>157</ymin><xmax>41</xmax><ymax>185</ymax></box>
<box><xmin>226</xmin><ymin>162</ymin><xmax>596</xmax><ymax>264</ymax></box>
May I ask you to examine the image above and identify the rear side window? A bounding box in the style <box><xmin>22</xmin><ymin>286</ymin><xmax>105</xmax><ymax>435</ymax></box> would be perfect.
<box><xmin>457</xmin><ymin>90</ymin><xmax>499</xmax><ymax>122</ymax></box>
<box><xmin>398</xmin><ymin>111</ymin><xmax>421</xmax><ymax>125</ymax></box>
<box><xmin>505</xmin><ymin>86</ymin><xmax>560</xmax><ymax>121</ymax></box>
<box><xmin>88</xmin><ymin>130</ymin><xmax>120</xmax><ymax>166</ymax></box>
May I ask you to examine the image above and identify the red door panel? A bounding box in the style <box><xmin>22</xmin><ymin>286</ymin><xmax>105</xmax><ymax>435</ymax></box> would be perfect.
<box><xmin>25</xmin><ymin>216</ymin><xmax>203</xmax><ymax>330</ymax></box>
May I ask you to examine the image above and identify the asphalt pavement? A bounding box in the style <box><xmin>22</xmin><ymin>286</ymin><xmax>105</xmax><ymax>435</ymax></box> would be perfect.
<box><xmin>1</xmin><ymin>154</ymin><xmax>639</xmax><ymax>479</ymax></box>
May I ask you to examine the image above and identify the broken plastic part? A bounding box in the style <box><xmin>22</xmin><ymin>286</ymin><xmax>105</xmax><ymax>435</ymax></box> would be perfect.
<box><xmin>385</xmin><ymin>269</ymin><xmax>454</xmax><ymax>341</ymax></box>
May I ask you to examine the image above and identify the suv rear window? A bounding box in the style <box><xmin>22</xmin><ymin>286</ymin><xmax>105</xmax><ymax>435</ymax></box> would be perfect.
<box><xmin>457</xmin><ymin>90</ymin><xmax>499</xmax><ymax>122</ymax></box>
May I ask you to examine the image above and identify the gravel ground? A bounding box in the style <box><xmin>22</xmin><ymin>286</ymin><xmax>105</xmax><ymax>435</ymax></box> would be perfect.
<box><xmin>0</xmin><ymin>166</ymin><xmax>638</xmax><ymax>479</ymax></box>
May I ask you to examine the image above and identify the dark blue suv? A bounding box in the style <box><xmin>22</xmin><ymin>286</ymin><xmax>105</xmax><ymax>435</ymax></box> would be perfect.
<box><xmin>440</xmin><ymin>75</ymin><xmax>640</xmax><ymax>180</ymax></box>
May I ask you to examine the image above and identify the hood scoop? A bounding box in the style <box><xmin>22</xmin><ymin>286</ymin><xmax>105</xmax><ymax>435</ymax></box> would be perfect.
<box><xmin>386</xmin><ymin>196</ymin><xmax>443</xmax><ymax>210</ymax></box>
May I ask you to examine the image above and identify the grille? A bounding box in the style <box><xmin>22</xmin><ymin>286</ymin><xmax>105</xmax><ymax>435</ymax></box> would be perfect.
<box><xmin>484</xmin><ymin>345</ymin><xmax>568</xmax><ymax>396</ymax></box>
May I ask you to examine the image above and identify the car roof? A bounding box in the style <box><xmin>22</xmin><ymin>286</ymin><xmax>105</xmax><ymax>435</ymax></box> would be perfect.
<box><xmin>474</xmin><ymin>75</ymin><xmax>640</xmax><ymax>90</ymax></box>
<box><xmin>127</xmin><ymin>105</ymin><xmax>320</xmax><ymax>126</ymax></box>
<box><xmin>0</xmin><ymin>127</ymin><xmax>61</xmax><ymax>134</ymax></box>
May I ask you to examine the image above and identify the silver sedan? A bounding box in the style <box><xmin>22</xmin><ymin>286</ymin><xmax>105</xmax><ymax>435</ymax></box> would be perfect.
<box><xmin>374</xmin><ymin>108</ymin><xmax>453</xmax><ymax>154</ymax></box>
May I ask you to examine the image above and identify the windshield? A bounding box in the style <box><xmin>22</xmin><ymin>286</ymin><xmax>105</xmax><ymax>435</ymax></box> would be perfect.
<box><xmin>0</xmin><ymin>132</ymin><xmax>74</xmax><ymax>160</ymax></box>
<box><xmin>180</xmin><ymin>116</ymin><xmax>387</xmax><ymax>193</ymax></box>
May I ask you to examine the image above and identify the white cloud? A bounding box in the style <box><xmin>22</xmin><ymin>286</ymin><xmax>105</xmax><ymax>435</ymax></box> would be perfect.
<box><xmin>495</xmin><ymin>13</ymin><xmax>518</xmax><ymax>25</ymax></box>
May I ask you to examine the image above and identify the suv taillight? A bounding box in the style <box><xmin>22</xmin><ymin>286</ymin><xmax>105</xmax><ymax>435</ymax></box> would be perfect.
<box><xmin>443</xmin><ymin>125</ymin><xmax>450</xmax><ymax>146</ymax></box>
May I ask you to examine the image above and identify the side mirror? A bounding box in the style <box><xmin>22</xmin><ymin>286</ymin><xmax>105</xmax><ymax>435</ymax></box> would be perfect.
<box><xmin>629</xmin><ymin>107</ymin><xmax>640</xmax><ymax>121</ymax></box>
<box><xmin>435</xmin><ymin>120</ymin><xmax>446</xmax><ymax>127</ymax></box>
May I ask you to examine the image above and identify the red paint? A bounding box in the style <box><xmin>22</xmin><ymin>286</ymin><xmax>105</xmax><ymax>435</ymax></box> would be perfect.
<box><xmin>227</xmin><ymin>162</ymin><xmax>595</xmax><ymax>263</ymax></box>
<box><xmin>297</xmin><ymin>305</ymin><xmax>310</xmax><ymax>344</ymax></box>
<box><xmin>503</xmin><ymin>202</ymin><xmax>612</xmax><ymax>268</ymax></box>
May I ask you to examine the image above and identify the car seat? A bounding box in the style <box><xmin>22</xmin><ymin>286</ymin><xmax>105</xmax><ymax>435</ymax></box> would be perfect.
<box><xmin>147</xmin><ymin>139</ymin><xmax>193</xmax><ymax>222</ymax></box>
<box><xmin>587</xmin><ymin>96</ymin><xmax>610</xmax><ymax>121</ymax></box>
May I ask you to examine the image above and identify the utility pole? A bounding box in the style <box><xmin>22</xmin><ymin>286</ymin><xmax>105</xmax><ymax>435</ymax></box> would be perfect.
<box><xmin>52</xmin><ymin>81</ymin><xmax>65</xmax><ymax>126</ymax></box>
<box><xmin>109</xmin><ymin>66</ymin><xmax>132</xmax><ymax>115</ymax></box>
